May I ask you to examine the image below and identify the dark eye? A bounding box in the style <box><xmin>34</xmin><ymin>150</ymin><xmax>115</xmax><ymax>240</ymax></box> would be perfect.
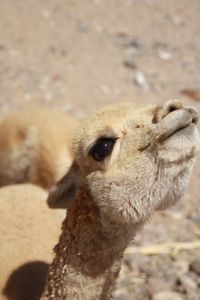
<box><xmin>89</xmin><ymin>138</ymin><xmax>116</xmax><ymax>162</ymax></box>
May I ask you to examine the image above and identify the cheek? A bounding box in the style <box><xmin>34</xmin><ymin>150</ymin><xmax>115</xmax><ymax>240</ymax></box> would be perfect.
<box><xmin>87</xmin><ymin>156</ymin><xmax>157</xmax><ymax>223</ymax></box>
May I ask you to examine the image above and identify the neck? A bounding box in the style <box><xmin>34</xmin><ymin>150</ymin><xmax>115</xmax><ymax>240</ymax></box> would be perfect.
<box><xmin>41</xmin><ymin>189</ymin><xmax>139</xmax><ymax>300</ymax></box>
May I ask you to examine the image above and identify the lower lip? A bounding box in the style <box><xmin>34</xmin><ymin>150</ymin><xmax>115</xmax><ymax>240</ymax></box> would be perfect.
<box><xmin>161</xmin><ymin>123</ymin><xmax>196</xmax><ymax>142</ymax></box>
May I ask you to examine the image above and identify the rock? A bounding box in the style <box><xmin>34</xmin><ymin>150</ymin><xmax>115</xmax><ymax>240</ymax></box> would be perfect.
<box><xmin>115</xmin><ymin>33</ymin><xmax>143</xmax><ymax>49</ymax></box>
<box><xmin>0</xmin><ymin>44</ymin><xmax>5</xmax><ymax>51</ymax></box>
<box><xmin>153</xmin><ymin>41</ymin><xmax>168</xmax><ymax>49</ymax></box>
<box><xmin>77</xmin><ymin>20</ymin><xmax>89</xmax><ymax>33</ymax></box>
<box><xmin>124</xmin><ymin>37</ymin><xmax>143</xmax><ymax>49</ymax></box>
<box><xmin>158</xmin><ymin>50</ymin><xmax>172</xmax><ymax>61</ymax></box>
<box><xmin>171</xmin><ymin>15</ymin><xmax>183</xmax><ymax>26</ymax></box>
<box><xmin>41</xmin><ymin>10</ymin><xmax>51</xmax><ymax>18</ymax></box>
<box><xmin>188</xmin><ymin>213</ymin><xmax>200</xmax><ymax>223</ymax></box>
<box><xmin>114</xmin><ymin>294</ymin><xmax>131</xmax><ymax>300</ymax></box>
<box><xmin>123</xmin><ymin>58</ymin><xmax>137</xmax><ymax>69</ymax></box>
<box><xmin>134</xmin><ymin>71</ymin><xmax>148</xmax><ymax>89</ymax></box>
<box><xmin>148</xmin><ymin>277</ymin><xmax>174</xmax><ymax>294</ymax></box>
<box><xmin>174</xmin><ymin>259</ymin><xmax>188</xmax><ymax>276</ymax></box>
<box><xmin>153</xmin><ymin>291</ymin><xmax>183</xmax><ymax>300</ymax></box>
<box><xmin>181</xmin><ymin>274</ymin><xmax>197</xmax><ymax>290</ymax></box>
<box><xmin>176</xmin><ymin>274</ymin><xmax>197</xmax><ymax>294</ymax></box>
<box><xmin>190</xmin><ymin>259</ymin><xmax>200</xmax><ymax>275</ymax></box>
<box><xmin>114</xmin><ymin>288</ymin><xmax>132</xmax><ymax>300</ymax></box>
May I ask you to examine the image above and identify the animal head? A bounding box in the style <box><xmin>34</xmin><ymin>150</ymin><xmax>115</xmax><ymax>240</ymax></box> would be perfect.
<box><xmin>48</xmin><ymin>100</ymin><xmax>200</xmax><ymax>224</ymax></box>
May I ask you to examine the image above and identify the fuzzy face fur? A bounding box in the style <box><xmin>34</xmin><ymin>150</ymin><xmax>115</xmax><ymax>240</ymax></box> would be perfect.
<box><xmin>0</xmin><ymin>184</ymin><xmax>63</xmax><ymax>300</ymax></box>
<box><xmin>43</xmin><ymin>100</ymin><xmax>200</xmax><ymax>300</ymax></box>
<box><xmin>49</xmin><ymin>100</ymin><xmax>199</xmax><ymax>225</ymax></box>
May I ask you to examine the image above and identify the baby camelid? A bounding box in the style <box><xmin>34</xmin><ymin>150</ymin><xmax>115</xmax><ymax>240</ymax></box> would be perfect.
<box><xmin>41</xmin><ymin>100</ymin><xmax>199</xmax><ymax>299</ymax></box>
<box><xmin>0</xmin><ymin>108</ymin><xmax>79</xmax><ymax>189</ymax></box>
<box><xmin>0</xmin><ymin>184</ymin><xmax>62</xmax><ymax>300</ymax></box>
<box><xmin>0</xmin><ymin>100</ymin><xmax>199</xmax><ymax>300</ymax></box>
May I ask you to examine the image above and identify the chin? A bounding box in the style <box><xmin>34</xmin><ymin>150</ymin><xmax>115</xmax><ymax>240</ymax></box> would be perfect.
<box><xmin>156</xmin><ymin>160</ymin><xmax>195</xmax><ymax>211</ymax></box>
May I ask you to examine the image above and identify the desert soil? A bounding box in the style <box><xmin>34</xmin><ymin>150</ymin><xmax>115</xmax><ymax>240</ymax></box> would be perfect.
<box><xmin>0</xmin><ymin>1</ymin><xmax>200</xmax><ymax>299</ymax></box>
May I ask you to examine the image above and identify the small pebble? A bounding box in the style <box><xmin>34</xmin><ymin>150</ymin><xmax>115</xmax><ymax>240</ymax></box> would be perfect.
<box><xmin>114</xmin><ymin>287</ymin><xmax>132</xmax><ymax>300</ymax></box>
<box><xmin>0</xmin><ymin>44</ymin><xmax>5</xmax><ymax>51</ymax></box>
<box><xmin>134</xmin><ymin>71</ymin><xmax>148</xmax><ymax>89</ymax></box>
<box><xmin>177</xmin><ymin>274</ymin><xmax>197</xmax><ymax>293</ymax></box>
<box><xmin>153</xmin><ymin>291</ymin><xmax>183</xmax><ymax>300</ymax></box>
<box><xmin>174</xmin><ymin>260</ymin><xmax>188</xmax><ymax>275</ymax></box>
<box><xmin>77</xmin><ymin>21</ymin><xmax>89</xmax><ymax>33</ymax></box>
<box><xmin>171</xmin><ymin>15</ymin><xmax>183</xmax><ymax>26</ymax></box>
<box><xmin>115</xmin><ymin>33</ymin><xmax>143</xmax><ymax>49</ymax></box>
<box><xmin>123</xmin><ymin>58</ymin><xmax>137</xmax><ymax>69</ymax></box>
<box><xmin>158</xmin><ymin>50</ymin><xmax>172</xmax><ymax>61</ymax></box>
<box><xmin>124</xmin><ymin>37</ymin><xmax>143</xmax><ymax>49</ymax></box>
<box><xmin>114</xmin><ymin>292</ymin><xmax>132</xmax><ymax>300</ymax></box>
<box><xmin>148</xmin><ymin>277</ymin><xmax>173</xmax><ymax>294</ymax></box>
<box><xmin>41</xmin><ymin>10</ymin><xmax>51</xmax><ymax>18</ymax></box>
<box><xmin>190</xmin><ymin>259</ymin><xmax>200</xmax><ymax>275</ymax></box>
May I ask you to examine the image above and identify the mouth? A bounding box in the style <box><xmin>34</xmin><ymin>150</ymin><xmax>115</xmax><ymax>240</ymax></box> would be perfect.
<box><xmin>156</xmin><ymin>109</ymin><xmax>198</xmax><ymax>143</ymax></box>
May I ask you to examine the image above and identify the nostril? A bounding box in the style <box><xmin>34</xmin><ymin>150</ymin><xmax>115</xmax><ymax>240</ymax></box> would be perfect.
<box><xmin>153</xmin><ymin>99</ymin><xmax>183</xmax><ymax>123</ymax></box>
<box><xmin>185</xmin><ymin>106</ymin><xmax>199</xmax><ymax>124</ymax></box>
<box><xmin>168</xmin><ymin>104</ymin><xmax>178</xmax><ymax>113</ymax></box>
<box><xmin>193</xmin><ymin>117</ymin><xmax>198</xmax><ymax>124</ymax></box>
<box><xmin>164</xmin><ymin>99</ymin><xmax>183</xmax><ymax>115</ymax></box>
<box><xmin>192</xmin><ymin>115</ymin><xmax>199</xmax><ymax>124</ymax></box>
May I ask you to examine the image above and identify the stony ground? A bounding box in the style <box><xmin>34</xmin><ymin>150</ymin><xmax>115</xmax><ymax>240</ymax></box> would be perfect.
<box><xmin>0</xmin><ymin>1</ymin><xmax>200</xmax><ymax>299</ymax></box>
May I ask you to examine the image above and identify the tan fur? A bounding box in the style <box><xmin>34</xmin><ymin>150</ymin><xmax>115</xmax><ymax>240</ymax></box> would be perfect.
<box><xmin>0</xmin><ymin>184</ymin><xmax>63</xmax><ymax>300</ymax></box>
<box><xmin>41</xmin><ymin>100</ymin><xmax>200</xmax><ymax>299</ymax></box>
<box><xmin>0</xmin><ymin>101</ymin><xmax>199</xmax><ymax>300</ymax></box>
<box><xmin>0</xmin><ymin>109</ymin><xmax>79</xmax><ymax>189</ymax></box>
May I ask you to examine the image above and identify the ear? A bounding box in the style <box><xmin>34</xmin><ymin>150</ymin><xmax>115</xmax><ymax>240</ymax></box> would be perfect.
<box><xmin>47</xmin><ymin>163</ymin><xmax>79</xmax><ymax>209</ymax></box>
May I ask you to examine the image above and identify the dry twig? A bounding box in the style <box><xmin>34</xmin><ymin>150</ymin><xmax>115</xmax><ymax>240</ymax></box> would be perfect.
<box><xmin>125</xmin><ymin>240</ymin><xmax>200</xmax><ymax>256</ymax></box>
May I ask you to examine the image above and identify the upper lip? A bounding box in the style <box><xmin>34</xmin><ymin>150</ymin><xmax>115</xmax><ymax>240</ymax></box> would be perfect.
<box><xmin>156</xmin><ymin>108</ymin><xmax>198</xmax><ymax>143</ymax></box>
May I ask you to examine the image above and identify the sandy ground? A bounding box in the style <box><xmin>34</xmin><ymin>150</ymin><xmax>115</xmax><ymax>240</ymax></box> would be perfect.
<box><xmin>0</xmin><ymin>1</ymin><xmax>200</xmax><ymax>299</ymax></box>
